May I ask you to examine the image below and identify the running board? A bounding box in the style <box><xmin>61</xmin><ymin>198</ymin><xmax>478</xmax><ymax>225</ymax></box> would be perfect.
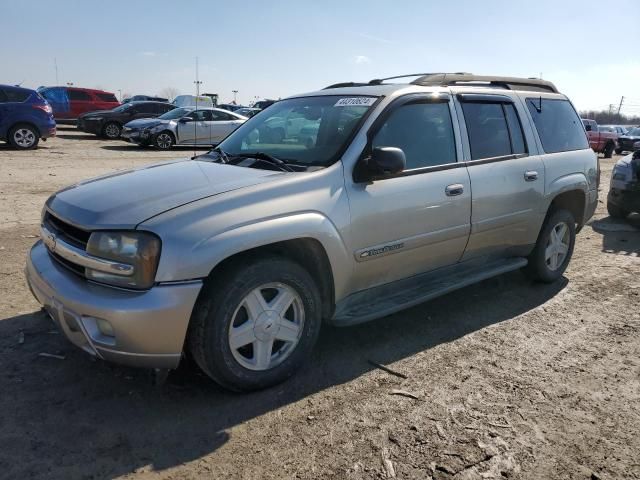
<box><xmin>332</xmin><ymin>257</ymin><xmax>528</xmax><ymax>326</ymax></box>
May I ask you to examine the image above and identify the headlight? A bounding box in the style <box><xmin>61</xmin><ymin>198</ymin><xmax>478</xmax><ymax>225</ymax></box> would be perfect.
<box><xmin>85</xmin><ymin>231</ymin><xmax>161</xmax><ymax>289</ymax></box>
<box><xmin>87</xmin><ymin>117</ymin><xmax>102</xmax><ymax>121</ymax></box>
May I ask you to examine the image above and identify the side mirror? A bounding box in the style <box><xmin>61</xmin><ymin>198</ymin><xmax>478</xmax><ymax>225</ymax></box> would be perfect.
<box><xmin>179</xmin><ymin>117</ymin><xmax>192</xmax><ymax>123</ymax></box>
<box><xmin>355</xmin><ymin>146</ymin><xmax>406</xmax><ymax>182</ymax></box>
<box><xmin>585</xmin><ymin>124</ymin><xmax>592</xmax><ymax>132</ymax></box>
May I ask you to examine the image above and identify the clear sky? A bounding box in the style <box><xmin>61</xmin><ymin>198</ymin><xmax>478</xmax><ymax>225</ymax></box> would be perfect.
<box><xmin>1</xmin><ymin>0</ymin><xmax>639</xmax><ymax>113</ymax></box>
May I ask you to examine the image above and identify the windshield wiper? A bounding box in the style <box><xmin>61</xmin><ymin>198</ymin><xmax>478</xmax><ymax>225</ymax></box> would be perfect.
<box><xmin>193</xmin><ymin>146</ymin><xmax>230</xmax><ymax>163</ymax></box>
<box><xmin>235</xmin><ymin>152</ymin><xmax>295</xmax><ymax>172</ymax></box>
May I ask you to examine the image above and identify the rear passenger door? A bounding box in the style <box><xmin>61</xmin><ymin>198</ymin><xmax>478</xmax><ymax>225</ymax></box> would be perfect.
<box><xmin>209</xmin><ymin>110</ymin><xmax>243</xmax><ymax>142</ymax></box>
<box><xmin>456</xmin><ymin>94</ymin><xmax>545</xmax><ymax>260</ymax></box>
<box><xmin>67</xmin><ymin>89</ymin><xmax>94</xmax><ymax>118</ymax></box>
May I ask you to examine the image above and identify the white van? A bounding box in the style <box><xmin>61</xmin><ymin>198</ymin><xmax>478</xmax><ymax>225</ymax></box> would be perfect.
<box><xmin>173</xmin><ymin>95</ymin><xmax>214</xmax><ymax>108</ymax></box>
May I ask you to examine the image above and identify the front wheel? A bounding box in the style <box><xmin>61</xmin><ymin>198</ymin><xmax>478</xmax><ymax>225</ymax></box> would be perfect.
<box><xmin>154</xmin><ymin>131</ymin><xmax>174</xmax><ymax>149</ymax></box>
<box><xmin>524</xmin><ymin>209</ymin><xmax>576</xmax><ymax>283</ymax></box>
<box><xmin>102</xmin><ymin>122</ymin><xmax>121</xmax><ymax>139</ymax></box>
<box><xmin>607</xmin><ymin>201</ymin><xmax>629</xmax><ymax>219</ymax></box>
<box><xmin>8</xmin><ymin>124</ymin><xmax>39</xmax><ymax>149</ymax></box>
<box><xmin>603</xmin><ymin>142</ymin><xmax>614</xmax><ymax>159</ymax></box>
<box><xmin>615</xmin><ymin>148</ymin><xmax>623</xmax><ymax>155</ymax></box>
<box><xmin>188</xmin><ymin>257</ymin><xmax>322</xmax><ymax>391</ymax></box>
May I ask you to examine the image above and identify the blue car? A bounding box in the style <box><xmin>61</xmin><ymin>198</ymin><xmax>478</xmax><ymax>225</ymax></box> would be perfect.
<box><xmin>0</xmin><ymin>85</ymin><xmax>56</xmax><ymax>149</ymax></box>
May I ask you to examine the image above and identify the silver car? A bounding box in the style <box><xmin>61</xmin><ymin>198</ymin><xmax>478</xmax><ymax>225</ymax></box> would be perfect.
<box><xmin>26</xmin><ymin>73</ymin><xmax>598</xmax><ymax>391</ymax></box>
<box><xmin>121</xmin><ymin>107</ymin><xmax>246</xmax><ymax>149</ymax></box>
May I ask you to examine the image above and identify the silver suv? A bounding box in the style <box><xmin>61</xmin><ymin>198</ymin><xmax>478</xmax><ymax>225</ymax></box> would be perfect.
<box><xmin>26</xmin><ymin>73</ymin><xmax>598</xmax><ymax>391</ymax></box>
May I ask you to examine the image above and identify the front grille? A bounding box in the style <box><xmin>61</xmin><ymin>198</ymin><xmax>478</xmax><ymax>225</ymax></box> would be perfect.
<box><xmin>50</xmin><ymin>250</ymin><xmax>86</xmax><ymax>276</ymax></box>
<box><xmin>44</xmin><ymin>212</ymin><xmax>90</xmax><ymax>249</ymax></box>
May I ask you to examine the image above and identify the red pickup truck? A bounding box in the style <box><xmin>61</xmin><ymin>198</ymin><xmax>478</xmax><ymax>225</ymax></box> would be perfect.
<box><xmin>582</xmin><ymin>118</ymin><xmax>618</xmax><ymax>158</ymax></box>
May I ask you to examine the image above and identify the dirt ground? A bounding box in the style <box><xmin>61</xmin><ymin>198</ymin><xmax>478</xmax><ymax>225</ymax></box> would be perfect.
<box><xmin>1</xmin><ymin>128</ymin><xmax>639</xmax><ymax>480</ymax></box>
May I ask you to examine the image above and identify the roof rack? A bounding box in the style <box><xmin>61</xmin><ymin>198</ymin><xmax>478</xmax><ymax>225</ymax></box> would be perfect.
<box><xmin>323</xmin><ymin>73</ymin><xmax>558</xmax><ymax>93</ymax></box>
<box><xmin>410</xmin><ymin>73</ymin><xmax>558</xmax><ymax>93</ymax></box>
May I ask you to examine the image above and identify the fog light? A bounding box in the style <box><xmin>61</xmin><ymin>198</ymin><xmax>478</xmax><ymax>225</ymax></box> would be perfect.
<box><xmin>96</xmin><ymin>318</ymin><xmax>115</xmax><ymax>337</ymax></box>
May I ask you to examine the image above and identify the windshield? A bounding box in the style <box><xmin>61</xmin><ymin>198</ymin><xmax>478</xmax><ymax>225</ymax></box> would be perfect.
<box><xmin>113</xmin><ymin>103</ymin><xmax>134</xmax><ymax>112</ymax></box>
<box><xmin>218</xmin><ymin>95</ymin><xmax>377</xmax><ymax>166</ymax></box>
<box><xmin>158</xmin><ymin>107</ymin><xmax>191</xmax><ymax>120</ymax></box>
<box><xmin>628</xmin><ymin>128</ymin><xmax>640</xmax><ymax>136</ymax></box>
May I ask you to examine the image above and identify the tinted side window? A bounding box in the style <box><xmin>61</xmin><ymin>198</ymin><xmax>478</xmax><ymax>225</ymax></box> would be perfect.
<box><xmin>527</xmin><ymin>99</ymin><xmax>589</xmax><ymax>153</ymax></box>
<box><xmin>462</xmin><ymin>102</ymin><xmax>512</xmax><ymax>160</ymax></box>
<box><xmin>211</xmin><ymin>110</ymin><xmax>234</xmax><ymax>121</ymax></box>
<box><xmin>504</xmin><ymin>104</ymin><xmax>527</xmax><ymax>154</ymax></box>
<box><xmin>137</xmin><ymin>103</ymin><xmax>156</xmax><ymax>114</ymax></box>
<box><xmin>371</xmin><ymin>102</ymin><xmax>456</xmax><ymax>169</ymax></box>
<box><xmin>68</xmin><ymin>90</ymin><xmax>92</xmax><ymax>101</ymax></box>
<box><xmin>97</xmin><ymin>93</ymin><xmax>118</xmax><ymax>102</ymax></box>
<box><xmin>2</xmin><ymin>89</ymin><xmax>30</xmax><ymax>102</ymax></box>
<box><xmin>0</xmin><ymin>90</ymin><xmax>8</xmax><ymax>103</ymax></box>
<box><xmin>162</xmin><ymin>104</ymin><xmax>175</xmax><ymax>113</ymax></box>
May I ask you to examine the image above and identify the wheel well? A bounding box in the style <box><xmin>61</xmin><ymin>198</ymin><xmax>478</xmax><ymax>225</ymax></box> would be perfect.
<box><xmin>550</xmin><ymin>190</ymin><xmax>585</xmax><ymax>226</ymax></box>
<box><xmin>206</xmin><ymin>238</ymin><xmax>335</xmax><ymax>320</ymax></box>
<box><xmin>10</xmin><ymin>121</ymin><xmax>40</xmax><ymax>136</ymax></box>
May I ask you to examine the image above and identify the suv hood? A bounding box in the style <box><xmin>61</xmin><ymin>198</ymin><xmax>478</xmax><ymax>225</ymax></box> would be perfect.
<box><xmin>46</xmin><ymin>159</ymin><xmax>284</xmax><ymax>230</ymax></box>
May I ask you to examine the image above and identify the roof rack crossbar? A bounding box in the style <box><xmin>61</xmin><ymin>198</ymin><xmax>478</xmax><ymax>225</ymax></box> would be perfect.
<box><xmin>410</xmin><ymin>73</ymin><xmax>558</xmax><ymax>93</ymax></box>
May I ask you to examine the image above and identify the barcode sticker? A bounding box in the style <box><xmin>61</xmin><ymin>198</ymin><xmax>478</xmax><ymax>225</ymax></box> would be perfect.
<box><xmin>334</xmin><ymin>97</ymin><xmax>377</xmax><ymax>107</ymax></box>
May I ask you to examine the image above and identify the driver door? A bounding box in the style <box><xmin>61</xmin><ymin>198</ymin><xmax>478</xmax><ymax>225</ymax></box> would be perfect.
<box><xmin>176</xmin><ymin>110</ymin><xmax>209</xmax><ymax>144</ymax></box>
<box><xmin>346</xmin><ymin>95</ymin><xmax>472</xmax><ymax>292</ymax></box>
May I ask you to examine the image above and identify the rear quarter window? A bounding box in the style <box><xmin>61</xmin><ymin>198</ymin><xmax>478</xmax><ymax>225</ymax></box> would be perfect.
<box><xmin>3</xmin><ymin>89</ymin><xmax>31</xmax><ymax>102</ymax></box>
<box><xmin>527</xmin><ymin>98</ymin><xmax>589</xmax><ymax>153</ymax></box>
<box><xmin>68</xmin><ymin>90</ymin><xmax>92</xmax><ymax>101</ymax></box>
<box><xmin>97</xmin><ymin>93</ymin><xmax>118</xmax><ymax>102</ymax></box>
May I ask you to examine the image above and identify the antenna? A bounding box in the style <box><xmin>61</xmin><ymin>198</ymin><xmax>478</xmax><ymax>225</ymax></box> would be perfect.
<box><xmin>193</xmin><ymin>56</ymin><xmax>203</xmax><ymax>158</ymax></box>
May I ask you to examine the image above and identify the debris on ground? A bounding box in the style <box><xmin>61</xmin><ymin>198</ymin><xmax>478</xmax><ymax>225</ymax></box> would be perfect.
<box><xmin>38</xmin><ymin>352</ymin><xmax>66</xmax><ymax>360</ymax></box>
<box><xmin>389</xmin><ymin>389</ymin><xmax>421</xmax><ymax>400</ymax></box>
<box><xmin>368</xmin><ymin>359</ymin><xmax>408</xmax><ymax>379</ymax></box>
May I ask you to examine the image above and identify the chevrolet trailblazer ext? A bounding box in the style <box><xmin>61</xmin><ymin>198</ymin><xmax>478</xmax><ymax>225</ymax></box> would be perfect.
<box><xmin>26</xmin><ymin>74</ymin><xmax>598</xmax><ymax>391</ymax></box>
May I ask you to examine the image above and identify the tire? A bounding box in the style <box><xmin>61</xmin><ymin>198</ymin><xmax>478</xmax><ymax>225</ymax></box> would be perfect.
<box><xmin>154</xmin><ymin>131</ymin><xmax>174</xmax><ymax>149</ymax></box>
<box><xmin>188</xmin><ymin>256</ymin><xmax>322</xmax><ymax>391</ymax></box>
<box><xmin>8</xmin><ymin>124</ymin><xmax>39</xmax><ymax>149</ymax></box>
<box><xmin>102</xmin><ymin>122</ymin><xmax>121</xmax><ymax>139</ymax></box>
<box><xmin>615</xmin><ymin>148</ymin><xmax>623</xmax><ymax>155</ymax></box>
<box><xmin>607</xmin><ymin>201</ymin><xmax>629</xmax><ymax>219</ymax></box>
<box><xmin>603</xmin><ymin>142</ymin><xmax>614</xmax><ymax>159</ymax></box>
<box><xmin>524</xmin><ymin>209</ymin><xmax>576</xmax><ymax>283</ymax></box>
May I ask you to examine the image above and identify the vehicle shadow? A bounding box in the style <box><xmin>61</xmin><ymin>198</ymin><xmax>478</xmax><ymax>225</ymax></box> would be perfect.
<box><xmin>101</xmin><ymin>145</ymin><xmax>211</xmax><ymax>152</ymax></box>
<box><xmin>0</xmin><ymin>271</ymin><xmax>567</xmax><ymax>478</ymax></box>
<box><xmin>591</xmin><ymin>214</ymin><xmax>640</xmax><ymax>256</ymax></box>
<box><xmin>56</xmin><ymin>133</ymin><xmax>106</xmax><ymax>140</ymax></box>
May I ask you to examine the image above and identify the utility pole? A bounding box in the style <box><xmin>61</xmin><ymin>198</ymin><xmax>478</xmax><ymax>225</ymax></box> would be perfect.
<box><xmin>617</xmin><ymin>96</ymin><xmax>625</xmax><ymax>115</ymax></box>
<box><xmin>194</xmin><ymin>57</ymin><xmax>202</xmax><ymax>96</ymax></box>
<box><xmin>232</xmin><ymin>90</ymin><xmax>238</xmax><ymax>104</ymax></box>
<box><xmin>118</xmin><ymin>89</ymin><xmax>122</xmax><ymax>102</ymax></box>
<box><xmin>54</xmin><ymin>58</ymin><xmax>59</xmax><ymax>85</ymax></box>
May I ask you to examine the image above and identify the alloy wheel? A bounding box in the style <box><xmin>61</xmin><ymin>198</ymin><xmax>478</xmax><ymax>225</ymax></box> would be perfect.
<box><xmin>13</xmin><ymin>128</ymin><xmax>36</xmax><ymax>148</ymax></box>
<box><xmin>228</xmin><ymin>282</ymin><xmax>305</xmax><ymax>371</ymax></box>
<box><xmin>156</xmin><ymin>133</ymin><xmax>173</xmax><ymax>149</ymax></box>
<box><xmin>104</xmin><ymin>123</ymin><xmax>120</xmax><ymax>138</ymax></box>
<box><xmin>545</xmin><ymin>222</ymin><xmax>570</xmax><ymax>271</ymax></box>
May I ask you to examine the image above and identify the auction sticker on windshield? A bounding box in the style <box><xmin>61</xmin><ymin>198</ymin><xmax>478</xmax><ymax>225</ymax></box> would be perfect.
<box><xmin>334</xmin><ymin>97</ymin><xmax>377</xmax><ymax>107</ymax></box>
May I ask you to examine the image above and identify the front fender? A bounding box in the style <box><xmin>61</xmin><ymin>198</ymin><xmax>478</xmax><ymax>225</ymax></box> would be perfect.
<box><xmin>156</xmin><ymin>212</ymin><xmax>353</xmax><ymax>301</ymax></box>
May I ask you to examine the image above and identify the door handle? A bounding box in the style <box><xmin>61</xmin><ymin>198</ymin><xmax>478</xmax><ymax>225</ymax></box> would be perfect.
<box><xmin>445</xmin><ymin>184</ymin><xmax>464</xmax><ymax>196</ymax></box>
<box><xmin>524</xmin><ymin>170</ymin><xmax>539</xmax><ymax>181</ymax></box>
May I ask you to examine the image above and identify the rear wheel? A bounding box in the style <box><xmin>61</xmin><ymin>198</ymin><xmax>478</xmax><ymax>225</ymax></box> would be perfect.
<box><xmin>188</xmin><ymin>256</ymin><xmax>322</xmax><ymax>391</ymax></box>
<box><xmin>102</xmin><ymin>122</ymin><xmax>121</xmax><ymax>139</ymax></box>
<box><xmin>154</xmin><ymin>131</ymin><xmax>174</xmax><ymax>149</ymax></box>
<box><xmin>607</xmin><ymin>201</ymin><xmax>629</xmax><ymax>219</ymax></box>
<box><xmin>8</xmin><ymin>124</ymin><xmax>39</xmax><ymax>149</ymax></box>
<box><xmin>524</xmin><ymin>209</ymin><xmax>576</xmax><ymax>283</ymax></box>
<box><xmin>603</xmin><ymin>142</ymin><xmax>614</xmax><ymax>159</ymax></box>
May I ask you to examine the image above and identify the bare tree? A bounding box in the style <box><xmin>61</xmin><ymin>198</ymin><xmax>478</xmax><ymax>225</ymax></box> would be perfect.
<box><xmin>159</xmin><ymin>87</ymin><xmax>180</xmax><ymax>102</ymax></box>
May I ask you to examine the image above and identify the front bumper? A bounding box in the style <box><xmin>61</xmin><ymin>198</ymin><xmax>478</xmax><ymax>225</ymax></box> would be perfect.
<box><xmin>26</xmin><ymin>240</ymin><xmax>202</xmax><ymax>369</ymax></box>
<box><xmin>121</xmin><ymin>128</ymin><xmax>150</xmax><ymax>144</ymax></box>
<box><xmin>608</xmin><ymin>186</ymin><xmax>640</xmax><ymax>213</ymax></box>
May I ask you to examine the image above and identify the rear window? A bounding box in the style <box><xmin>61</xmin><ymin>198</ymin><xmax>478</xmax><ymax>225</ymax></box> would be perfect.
<box><xmin>68</xmin><ymin>90</ymin><xmax>92</xmax><ymax>101</ymax></box>
<box><xmin>1</xmin><ymin>89</ymin><xmax>30</xmax><ymax>102</ymax></box>
<box><xmin>97</xmin><ymin>93</ymin><xmax>118</xmax><ymax>102</ymax></box>
<box><xmin>527</xmin><ymin>99</ymin><xmax>589</xmax><ymax>153</ymax></box>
